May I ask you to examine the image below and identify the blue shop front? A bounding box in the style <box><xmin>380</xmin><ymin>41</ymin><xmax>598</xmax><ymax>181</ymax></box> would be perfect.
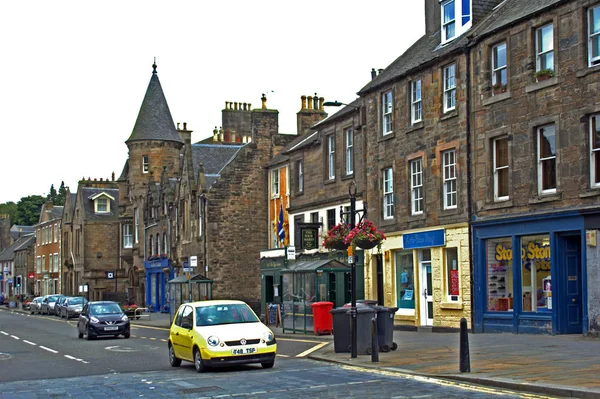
<box><xmin>473</xmin><ymin>211</ymin><xmax>587</xmax><ymax>335</ymax></box>
<box><xmin>144</xmin><ymin>257</ymin><xmax>174</xmax><ymax>313</ymax></box>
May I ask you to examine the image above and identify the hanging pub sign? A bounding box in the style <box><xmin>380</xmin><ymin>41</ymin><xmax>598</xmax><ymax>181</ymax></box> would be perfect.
<box><xmin>301</xmin><ymin>227</ymin><xmax>319</xmax><ymax>250</ymax></box>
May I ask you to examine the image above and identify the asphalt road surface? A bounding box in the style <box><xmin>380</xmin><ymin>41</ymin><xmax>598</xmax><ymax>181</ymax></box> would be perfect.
<box><xmin>0</xmin><ymin>311</ymin><xmax>562</xmax><ymax>399</ymax></box>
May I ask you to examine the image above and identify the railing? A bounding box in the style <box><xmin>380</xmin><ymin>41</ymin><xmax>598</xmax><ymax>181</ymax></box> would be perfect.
<box><xmin>133</xmin><ymin>307</ymin><xmax>151</xmax><ymax>321</ymax></box>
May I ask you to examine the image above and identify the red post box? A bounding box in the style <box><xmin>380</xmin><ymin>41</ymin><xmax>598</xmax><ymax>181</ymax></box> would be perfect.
<box><xmin>311</xmin><ymin>301</ymin><xmax>334</xmax><ymax>335</ymax></box>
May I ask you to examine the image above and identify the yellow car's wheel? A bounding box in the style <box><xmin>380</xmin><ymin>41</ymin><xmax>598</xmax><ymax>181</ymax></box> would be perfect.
<box><xmin>168</xmin><ymin>343</ymin><xmax>181</xmax><ymax>367</ymax></box>
<box><xmin>261</xmin><ymin>357</ymin><xmax>275</xmax><ymax>369</ymax></box>
<box><xmin>194</xmin><ymin>348</ymin><xmax>206</xmax><ymax>373</ymax></box>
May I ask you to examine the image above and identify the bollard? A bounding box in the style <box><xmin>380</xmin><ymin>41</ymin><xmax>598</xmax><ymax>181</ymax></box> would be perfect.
<box><xmin>371</xmin><ymin>316</ymin><xmax>379</xmax><ymax>363</ymax></box>
<box><xmin>459</xmin><ymin>317</ymin><xmax>470</xmax><ymax>372</ymax></box>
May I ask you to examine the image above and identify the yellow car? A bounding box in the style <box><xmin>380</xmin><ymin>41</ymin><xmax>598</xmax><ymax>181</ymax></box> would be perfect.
<box><xmin>168</xmin><ymin>300</ymin><xmax>277</xmax><ymax>372</ymax></box>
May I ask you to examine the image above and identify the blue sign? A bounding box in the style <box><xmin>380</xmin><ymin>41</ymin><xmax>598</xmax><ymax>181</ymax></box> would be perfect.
<box><xmin>403</xmin><ymin>229</ymin><xmax>445</xmax><ymax>249</ymax></box>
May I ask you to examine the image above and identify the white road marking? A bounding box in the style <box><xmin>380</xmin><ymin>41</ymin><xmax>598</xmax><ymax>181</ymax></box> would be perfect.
<box><xmin>276</xmin><ymin>354</ymin><xmax>290</xmax><ymax>358</ymax></box>
<box><xmin>23</xmin><ymin>340</ymin><xmax>36</xmax><ymax>345</ymax></box>
<box><xmin>10</xmin><ymin>335</ymin><xmax>20</xmax><ymax>340</ymax></box>
<box><xmin>39</xmin><ymin>346</ymin><xmax>58</xmax><ymax>354</ymax></box>
<box><xmin>0</xmin><ymin>331</ymin><xmax>8</xmax><ymax>335</ymax></box>
<box><xmin>296</xmin><ymin>341</ymin><xmax>329</xmax><ymax>357</ymax></box>
<box><xmin>64</xmin><ymin>355</ymin><xmax>77</xmax><ymax>360</ymax></box>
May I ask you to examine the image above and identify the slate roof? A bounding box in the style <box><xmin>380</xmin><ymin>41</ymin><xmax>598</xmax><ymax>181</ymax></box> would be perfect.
<box><xmin>80</xmin><ymin>188</ymin><xmax>120</xmax><ymax>221</ymax></box>
<box><xmin>49</xmin><ymin>206</ymin><xmax>64</xmax><ymax>220</ymax></box>
<box><xmin>10</xmin><ymin>225</ymin><xmax>34</xmax><ymax>241</ymax></box>
<box><xmin>191</xmin><ymin>144</ymin><xmax>244</xmax><ymax>189</ymax></box>
<box><xmin>0</xmin><ymin>234</ymin><xmax>33</xmax><ymax>261</ymax></box>
<box><xmin>126</xmin><ymin>65</ymin><xmax>183</xmax><ymax>145</ymax></box>
<box><xmin>117</xmin><ymin>160</ymin><xmax>129</xmax><ymax>182</ymax></box>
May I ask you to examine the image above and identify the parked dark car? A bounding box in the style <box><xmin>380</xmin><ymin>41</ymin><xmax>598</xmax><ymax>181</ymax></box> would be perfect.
<box><xmin>41</xmin><ymin>295</ymin><xmax>64</xmax><ymax>315</ymax></box>
<box><xmin>22</xmin><ymin>295</ymin><xmax>35</xmax><ymax>310</ymax></box>
<box><xmin>60</xmin><ymin>296</ymin><xmax>88</xmax><ymax>319</ymax></box>
<box><xmin>54</xmin><ymin>296</ymin><xmax>70</xmax><ymax>316</ymax></box>
<box><xmin>77</xmin><ymin>301</ymin><xmax>130</xmax><ymax>340</ymax></box>
<box><xmin>29</xmin><ymin>297</ymin><xmax>44</xmax><ymax>314</ymax></box>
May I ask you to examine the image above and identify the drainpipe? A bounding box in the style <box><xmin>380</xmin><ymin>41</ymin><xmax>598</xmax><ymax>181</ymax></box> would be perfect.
<box><xmin>465</xmin><ymin>46</ymin><xmax>475</xmax><ymax>332</ymax></box>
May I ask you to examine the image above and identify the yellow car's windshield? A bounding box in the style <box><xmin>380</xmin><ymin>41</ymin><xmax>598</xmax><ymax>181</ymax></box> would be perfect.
<box><xmin>195</xmin><ymin>304</ymin><xmax>259</xmax><ymax>326</ymax></box>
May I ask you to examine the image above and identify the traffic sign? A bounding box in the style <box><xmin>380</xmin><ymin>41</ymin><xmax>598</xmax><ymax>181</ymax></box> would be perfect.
<box><xmin>190</xmin><ymin>256</ymin><xmax>198</xmax><ymax>267</ymax></box>
<box><xmin>183</xmin><ymin>267</ymin><xmax>191</xmax><ymax>272</ymax></box>
<box><xmin>106</xmin><ymin>271</ymin><xmax>115</xmax><ymax>279</ymax></box>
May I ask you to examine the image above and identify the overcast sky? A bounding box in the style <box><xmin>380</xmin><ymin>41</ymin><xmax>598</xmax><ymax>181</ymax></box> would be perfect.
<box><xmin>0</xmin><ymin>1</ymin><xmax>425</xmax><ymax>204</ymax></box>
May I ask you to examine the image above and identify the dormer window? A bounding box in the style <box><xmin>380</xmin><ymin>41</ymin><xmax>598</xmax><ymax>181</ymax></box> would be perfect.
<box><xmin>90</xmin><ymin>192</ymin><xmax>115</xmax><ymax>214</ymax></box>
<box><xmin>142</xmin><ymin>155</ymin><xmax>149</xmax><ymax>173</ymax></box>
<box><xmin>441</xmin><ymin>0</ymin><xmax>471</xmax><ymax>44</ymax></box>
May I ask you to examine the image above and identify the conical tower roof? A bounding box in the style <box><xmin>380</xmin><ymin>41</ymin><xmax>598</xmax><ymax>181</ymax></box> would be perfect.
<box><xmin>126</xmin><ymin>63</ymin><xmax>183</xmax><ymax>144</ymax></box>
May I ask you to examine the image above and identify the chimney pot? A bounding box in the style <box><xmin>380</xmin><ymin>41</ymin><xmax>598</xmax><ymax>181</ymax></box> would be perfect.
<box><xmin>371</xmin><ymin>68</ymin><xmax>377</xmax><ymax>80</ymax></box>
<box><xmin>177</xmin><ymin>122</ymin><xmax>180</xmax><ymax>129</ymax></box>
<box><xmin>319</xmin><ymin>97</ymin><xmax>324</xmax><ymax>111</ymax></box>
<box><xmin>307</xmin><ymin>96</ymin><xmax>313</xmax><ymax>110</ymax></box>
<box><xmin>313</xmin><ymin>93</ymin><xmax>318</xmax><ymax>110</ymax></box>
<box><xmin>261</xmin><ymin>94</ymin><xmax>267</xmax><ymax>109</ymax></box>
<box><xmin>183</xmin><ymin>122</ymin><xmax>187</xmax><ymax>130</ymax></box>
<box><xmin>378</xmin><ymin>68</ymin><xmax>384</xmax><ymax>75</ymax></box>
<box><xmin>301</xmin><ymin>95</ymin><xmax>307</xmax><ymax>110</ymax></box>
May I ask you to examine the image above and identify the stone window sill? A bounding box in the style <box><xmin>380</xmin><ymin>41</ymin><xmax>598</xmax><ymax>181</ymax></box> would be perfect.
<box><xmin>482</xmin><ymin>199</ymin><xmax>513</xmax><ymax>210</ymax></box>
<box><xmin>324</xmin><ymin>179</ymin><xmax>336</xmax><ymax>186</ymax></box>
<box><xmin>525</xmin><ymin>77</ymin><xmax>558</xmax><ymax>93</ymax></box>
<box><xmin>441</xmin><ymin>110</ymin><xmax>458</xmax><ymax>121</ymax></box>
<box><xmin>483</xmin><ymin>90</ymin><xmax>511</xmax><ymax>106</ymax></box>
<box><xmin>378</xmin><ymin>132</ymin><xmax>395</xmax><ymax>143</ymax></box>
<box><xmin>580</xmin><ymin>189</ymin><xmax>600</xmax><ymax>198</ymax></box>
<box><xmin>407</xmin><ymin>213</ymin><xmax>427</xmax><ymax>222</ymax></box>
<box><xmin>528</xmin><ymin>192</ymin><xmax>562</xmax><ymax>204</ymax></box>
<box><xmin>576</xmin><ymin>64</ymin><xmax>600</xmax><ymax>78</ymax></box>
<box><xmin>405</xmin><ymin>122</ymin><xmax>424</xmax><ymax>134</ymax></box>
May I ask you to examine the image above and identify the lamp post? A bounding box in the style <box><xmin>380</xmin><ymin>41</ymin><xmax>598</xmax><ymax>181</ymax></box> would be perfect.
<box><xmin>323</xmin><ymin>100</ymin><xmax>364</xmax><ymax>359</ymax></box>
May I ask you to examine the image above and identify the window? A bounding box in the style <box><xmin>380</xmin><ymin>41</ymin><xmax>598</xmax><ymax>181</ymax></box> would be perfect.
<box><xmin>163</xmin><ymin>233</ymin><xmax>168</xmax><ymax>255</ymax></box>
<box><xmin>536</xmin><ymin>24</ymin><xmax>554</xmax><ymax>72</ymax></box>
<box><xmin>42</xmin><ymin>255</ymin><xmax>46</xmax><ymax>272</ymax></box>
<box><xmin>328</xmin><ymin>135</ymin><xmax>335</xmax><ymax>180</ymax></box>
<box><xmin>142</xmin><ymin>155</ymin><xmax>149</xmax><ymax>173</ymax></box>
<box><xmin>441</xmin><ymin>0</ymin><xmax>471</xmax><ymax>43</ymax></box>
<box><xmin>382</xmin><ymin>91</ymin><xmax>393</xmax><ymax>135</ymax></box>
<box><xmin>443</xmin><ymin>149</ymin><xmax>457</xmax><ymax>209</ymax></box>
<box><xmin>198</xmin><ymin>198</ymin><xmax>203</xmax><ymax>236</ymax></box>
<box><xmin>54</xmin><ymin>224</ymin><xmax>58</xmax><ymax>243</ymax></box>
<box><xmin>445</xmin><ymin>247</ymin><xmax>459</xmax><ymax>301</ymax></box>
<box><xmin>345</xmin><ymin>127</ymin><xmax>354</xmax><ymax>176</ymax></box>
<box><xmin>157</xmin><ymin>234</ymin><xmax>161</xmax><ymax>255</ymax></box>
<box><xmin>123</xmin><ymin>224</ymin><xmax>133</xmax><ymax>248</ymax></box>
<box><xmin>297</xmin><ymin>160</ymin><xmax>304</xmax><ymax>193</ymax></box>
<box><xmin>492</xmin><ymin>42</ymin><xmax>507</xmax><ymax>92</ymax></box>
<box><xmin>327</xmin><ymin>209</ymin><xmax>336</xmax><ymax>231</ymax></box>
<box><xmin>591</xmin><ymin>114</ymin><xmax>600</xmax><ymax>187</ymax></box>
<box><xmin>589</xmin><ymin>6</ymin><xmax>600</xmax><ymax>66</ymax></box>
<box><xmin>311</xmin><ymin>212</ymin><xmax>319</xmax><ymax>223</ymax></box>
<box><xmin>36</xmin><ymin>256</ymin><xmax>41</xmax><ymax>273</ymax></box>
<box><xmin>271</xmin><ymin>170</ymin><xmax>280</xmax><ymax>197</ymax></box>
<box><xmin>521</xmin><ymin>235</ymin><xmax>551</xmax><ymax>313</ymax></box>
<box><xmin>95</xmin><ymin>197</ymin><xmax>109</xmax><ymax>213</ymax></box>
<box><xmin>395</xmin><ymin>251</ymin><xmax>415</xmax><ymax>311</ymax></box>
<box><xmin>537</xmin><ymin>124</ymin><xmax>557</xmax><ymax>194</ymax></box>
<box><xmin>493</xmin><ymin>137</ymin><xmax>509</xmax><ymax>201</ymax></box>
<box><xmin>383</xmin><ymin>167</ymin><xmax>394</xmax><ymax>219</ymax></box>
<box><xmin>411</xmin><ymin>80</ymin><xmax>422</xmax><ymax>124</ymax></box>
<box><xmin>443</xmin><ymin>64</ymin><xmax>456</xmax><ymax>112</ymax></box>
<box><xmin>410</xmin><ymin>158</ymin><xmax>424</xmax><ymax>215</ymax></box>
<box><xmin>149</xmin><ymin>236</ymin><xmax>154</xmax><ymax>257</ymax></box>
<box><xmin>134</xmin><ymin>208</ymin><xmax>139</xmax><ymax>244</ymax></box>
<box><xmin>54</xmin><ymin>254</ymin><xmax>58</xmax><ymax>273</ymax></box>
<box><xmin>486</xmin><ymin>237</ymin><xmax>514</xmax><ymax>312</ymax></box>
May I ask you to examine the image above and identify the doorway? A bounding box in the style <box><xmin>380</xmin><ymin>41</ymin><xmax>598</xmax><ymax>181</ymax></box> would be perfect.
<box><xmin>419</xmin><ymin>249</ymin><xmax>433</xmax><ymax>326</ymax></box>
<box><xmin>376</xmin><ymin>255</ymin><xmax>384</xmax><ymax>306</ymax></box>
<box><xmin>558</xmin><ymin>235</ymin><xmax>582</xmax><ymax>334</ymax></box>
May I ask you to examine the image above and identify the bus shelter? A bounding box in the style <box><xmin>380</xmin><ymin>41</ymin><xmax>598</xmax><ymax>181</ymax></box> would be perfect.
<box><xmin>167</xmin><ymin>273</ymin><xmax>213</xmax><ymax>324</ymax></box>
<box><xmin>281</xmin><ymin>259</ymin><xmax>351</xmax><ymax>334</ymax></box>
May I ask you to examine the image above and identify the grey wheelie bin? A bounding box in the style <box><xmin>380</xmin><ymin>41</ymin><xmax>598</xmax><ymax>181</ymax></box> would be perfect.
<box><xmin>331</xmin><ymin>307</ymin><xmax>351</xmax><ymax>353</ymax></box>
<box><xmin>374</xmin><ymin>306</ymin><xmax>398</xmax><ymax>352</ymax></box>
<box><xmin>331</xmin><ymin>306</ymin><xmax>376</xmax><ymax>354</ymax></box>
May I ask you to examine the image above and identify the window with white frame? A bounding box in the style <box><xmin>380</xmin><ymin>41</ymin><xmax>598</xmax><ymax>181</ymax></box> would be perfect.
<box><xmin>443</xmin><ymin>149</ymin><xmax>457</xmax><ymax>209</ymax></box>
<box><xmin>410</xmin><ymin>158</ymin><xmax>424</xmax><ymax>215</ymax></box>
<box><xmin>441</xmin><ymin>0</ymin><xmax>472</xmax><ymax>44</ymax></box>
<box><xmin>54</xmin><ymin>254</ymin><xmax>58</xmax><ymax>272</ymax></box>
<box><xmin>54</xmin><ymin>224</ymin><xmax>58</xmax><ymax>242</ymax></box>
<box><xmin>591</xmin><ymin>114</ymin><xmax>600</xmax><ymax>187</ymax></box>
<box><xmin>383</xmin><ymin>167</ymin><xmax>394</xmax><ymax>219</ymax></box>
<box><xmin>54</xmin><ymin>278</ymin><xmax>58</xmax><ymax>294</ymax></box>
<box><xmin>297</xmin><ymin>160</ymin><xmax>304</xmax><ymax>193</ymax></box>
<box><xmin>36</xmin><ymin>256</ymin><xmax>41</xmax><ymax>273</ymax></box>
<box><xmin>411</xmin><ymin>80</ymin><xmax>422</xmax><ymax>124</ymax></box>
<box><xmin>123</xmin><ymin>224</ymin><xmax>133</xmax><ymax>248</ymax></box>
<box><xmin>492</xmin><ymin>42</ymin><xmax>507</xmax><ymax>91</ymax></box>
<box><xmin>445</xmin><ymin>247</ymin><xmax>460</xmax><ymax>301</ymax></box>
<box><xmin>142</xmin><ymin>155</ymin><xmax>149</xmax><ymax>173</ymax></box>
<box><xmin>345</xmin><ymin>127</ymin><xmax>354</xmax><ymax>176</ymax></box>
<box><xmin>589</xmin><ymin>5</ymin><xmax>600</xmax><ymax>66</ymax></box>
<box><xmin>198</xmin><ymin>198</ymin><xmax>203</xmax><ymax>236</ymax></box>
<box><xmin>134</xmin><ymin>208</ymin><xmax>139</xmax><ymax>243</ymax></box>
<box><xmin>157</xmin><ymin>234</ymin><xmax>161</xmax><ymax>255</ymax></box>
<box><xmin>537</xmin><ymin>124</ymin><xmax>557</xmax><ymax>194</ymax></box>
<box><xmin>536</xmin><ymin>24</ymin><xmax>554</xmax><ymax>72</ymax></box>
<box><xmin>444</xmin><ymin>64</ymin><xmax>456</xmax><ymax>112</ymax></box>
<box><xmin>163</xmin><ymin>233</ymin><xmax>168</xmax><ymax>255</ymax></box>
<box><xmin>271</xmin><ymin>169</ymin><xmax>280</xmax><ymax>197</ymax></box>
<box><xmin>95</xmin><ymin>197</ymin><xmax>109</xmax><ymax>213</ymax></box>
<box><xmin>382</xmin><ymin>91</ymin><xmax>393</xmax><ymax>135</ymax></box>
<box><xmin>149</xmin><ymin>236</ymin><xmax>154</xmax><ymax>257</ymax></box>
<box><xmin>328</xmin><ymin>135</ymin><xmax>335</xmax><ymax>180</ymax></box>
<box><xmin>42</xmin><ymin>255</ymin><xmax>45</xmax><ymax>271</ymax></box>
<box><xmin>493</xmin><ymin>137</ymin><xmax>509</xmax><ymax>201</ymax></box>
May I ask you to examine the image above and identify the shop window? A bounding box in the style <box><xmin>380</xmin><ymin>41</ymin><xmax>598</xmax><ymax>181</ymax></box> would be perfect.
<box><xmin>395</xmin><ymin>251</ymin><xmax>415</xmax><ymax>311</ymax></box>
<box><xmin>486</xmin><ymin>237</ymin><xmax>514</xmax><ymax>312</ymax></box>
<box><xmin>521</xmin><ymin>235</ymin><xmax>551</xmax><ymax>313</ymax></box>
<box><xmin>445</xmin><ymin>247</ymin><xmax>459</xmax><ymax>301</ymax></box>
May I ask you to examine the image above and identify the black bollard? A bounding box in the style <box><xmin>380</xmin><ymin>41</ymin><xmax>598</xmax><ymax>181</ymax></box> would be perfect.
<box><xmin>459</xmin><ymin>317</ymin><xmax>470</xmax><ymax>372</ymax></box>
<box><xmin>371</xmin><ymin>316</ymin><xmax>379</xmax><ymax>363</ymax></box>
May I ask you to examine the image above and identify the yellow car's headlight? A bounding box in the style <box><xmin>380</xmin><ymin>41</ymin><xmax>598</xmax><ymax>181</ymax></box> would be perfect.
<box><xmin>262</xmin><ymin>331</ymin><xmax>274</xmax><ymax>343</ymax></box>
<box><xmin>207</xmin><ymin>336</ymin><xmax>220</xmax><ymax>347</ymax></box>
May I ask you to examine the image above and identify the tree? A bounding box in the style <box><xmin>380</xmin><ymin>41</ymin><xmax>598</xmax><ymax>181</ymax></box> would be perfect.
<box><xmin>0</xmin><ymin>202</ymin><xmax>17</xmax><ymax>222</ymax></box>
<box><xmin>14</xmin><ymin>195</ymin><xmax>46</xmax><ymax>226</ymax></box>
<box><xmin>56</xmin><ymin>181</ymin><xmax>67</xmax><ymax>206</ymax></box>
<box><xmin>47</xmin><ymin>184</ymin><xmax>57</xmax><ymax>204</ymax></box>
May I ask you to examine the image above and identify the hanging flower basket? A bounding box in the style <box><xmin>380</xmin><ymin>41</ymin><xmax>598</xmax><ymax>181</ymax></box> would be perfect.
<box><xmin>345</xmin><ymin>220</ymin><xmax>386</xmax><ymax>252</ymax></box>
<box><xmin>322</xmin><ymin>223</ymin><xmax>350</xmax><ymax>251</ymax></box>
<box><xmin>355</xmin><ymin>239</ymin><xmax>377</xmax><ymax>250</ymax></box>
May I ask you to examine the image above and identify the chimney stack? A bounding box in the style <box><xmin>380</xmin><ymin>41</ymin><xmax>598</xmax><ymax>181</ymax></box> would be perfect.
<box><xmin>371</xmin><ymin>68</ymin><xmax>377</xmax><ymax>80</ymax></box>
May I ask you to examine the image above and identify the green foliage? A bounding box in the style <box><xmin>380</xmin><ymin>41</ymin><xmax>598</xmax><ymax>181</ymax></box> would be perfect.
<box><xmin>534</xmin><ymin>69</ymin><xmax>554</xmax><ymax>79</ymax></box>
<box><xmin>47</xmin><ymin>184</ymin><xmax>57</xmax><ymax>203</ymax></box>
<box><xmin>56</xmin><ymin>181</ymin><xmax>67</xmax><ymax>206</ymax></box>
<box><xmin>14</xmin><ymin>195</ymin><xmax>46</xmax><ymax>226</ymax></box>
<box><xmin>0</xmin><ymin>202</ymin><xmax>17</xmax><ymax>222</ymax></box>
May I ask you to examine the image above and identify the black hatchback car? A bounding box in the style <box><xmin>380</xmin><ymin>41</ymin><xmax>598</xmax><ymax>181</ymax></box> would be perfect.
<box><xmin>77</xmin><ymin>301</ymin><xmax>130</xmax><ymax>340</ymax></box>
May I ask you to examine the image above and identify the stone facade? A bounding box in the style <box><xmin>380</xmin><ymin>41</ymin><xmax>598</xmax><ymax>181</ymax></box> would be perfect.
<box><xmin>33</xmin><ymin>202</ymin><xmax>63</xmax><ymax>296</ymax></box>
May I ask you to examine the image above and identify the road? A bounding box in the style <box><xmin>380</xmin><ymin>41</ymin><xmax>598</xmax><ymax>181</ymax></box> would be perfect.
<box><xmin>0</xmin><ymin>311</ymin><xmax>562</xmax><ymax>398</ymax></box>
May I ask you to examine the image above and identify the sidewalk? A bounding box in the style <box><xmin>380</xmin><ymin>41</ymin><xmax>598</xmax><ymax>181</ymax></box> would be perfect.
<box><xmin>4</xmin><ymin>306</ymin><xmax>600</xmax><ymax>398</ymax></box>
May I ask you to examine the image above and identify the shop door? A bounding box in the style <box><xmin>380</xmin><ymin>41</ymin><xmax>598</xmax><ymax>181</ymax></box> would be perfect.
<box><xmin>560</xmin><ymin>235</ymin><xmax>582</xmax><ymax>334</ymax></box>
<box><xmin>420</xmin><ymin>261</ymin><xmax>433</xmax><ymax>326</ymax></box>
<box><xmin>376</xmin><ymin>255</ymin><xmax>384</xmax><ymax>306</ymax></box>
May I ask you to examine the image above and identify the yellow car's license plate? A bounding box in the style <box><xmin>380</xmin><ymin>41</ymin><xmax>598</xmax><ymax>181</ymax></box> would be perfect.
<box><xmin>232</xmin><ymin>347</ymin><xmax>256</xmax><ymax>355</ymax></box>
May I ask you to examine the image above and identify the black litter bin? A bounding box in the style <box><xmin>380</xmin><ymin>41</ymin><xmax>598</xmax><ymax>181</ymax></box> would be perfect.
<box><xmin>374</xmin><ymin>306</ymin><xmax>398</xmax><ymax>352</ymax></box>
<box><xmin>330</xmin><ymin>306</ymin><xmax>376</xmax><ymax>355</ymax></box>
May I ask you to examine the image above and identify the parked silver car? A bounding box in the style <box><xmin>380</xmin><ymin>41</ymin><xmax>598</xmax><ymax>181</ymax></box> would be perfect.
<box><xmin>41</xmin><ymin>295</ymin><xmax>64</xmax><ymax>315</ymax></box>
<box><xmin>60</xmin><ymin>296</ymin><xmax>88</xmax><ymax>319</ymax></box>
<box><xmin>54</xmin><ymin>296</ymin><xmax>70</xmax><ymax>316</ymax></box>
<box><xmin>29</xmin><ymin>297</ymin><xmax>44</xmax><ymax>315</ymax></box>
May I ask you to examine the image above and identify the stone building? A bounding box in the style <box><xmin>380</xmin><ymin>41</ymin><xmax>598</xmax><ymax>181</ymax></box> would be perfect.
<box><xmin>33</xmin><ymin>202</ymin><xmax>63</xmax><ymax>296</ymax></box>
<box><xmin>60</xmin><ymin>190</ymin><xmax>77</xmax><ymax>296</ymax></box>
<box><xmin>468</xmin><ymin>0</ymin><xmax>600</xmax><ymax>335</ymax></box>
<box><xmin>13</xmin><ymin>234</ymin><xmax>35</xmax><ymax>296</ymax></box>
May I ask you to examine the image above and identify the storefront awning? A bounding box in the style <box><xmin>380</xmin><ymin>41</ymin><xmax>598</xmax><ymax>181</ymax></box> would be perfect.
<box><xmin>167</xmin><ymin>273</ymin><xmax>213</xmax><ymax>284</ymax></box>
<box><xmin>285</xmin><ymin>259</ymin><xmax>350</xmax><ymax>272</ymax></box>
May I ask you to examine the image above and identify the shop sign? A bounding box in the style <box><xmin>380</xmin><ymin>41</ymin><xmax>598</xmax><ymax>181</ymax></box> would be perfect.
<box><xmin>301</xmin><ymin>227</ymin><xmax>318</xmax><ymax>250</ymax></box>
<box><xmin>403</xmin><ymin>229</ymin><xmax>445</xmax><ymax>249</ymax></box>
<box><xmin>28</xmin><ymin>273</ymin><xmax>35</xmax><ymax>279</ymax></box>
<box><xmin>450</xmin><ymin>269</ymin><xmax>460</xmax><ymax>296</ymax></box>
<box><xmin>495</xmin><ymin>243</ymin><xmax>550</xmax><ymax>261</ymax></box>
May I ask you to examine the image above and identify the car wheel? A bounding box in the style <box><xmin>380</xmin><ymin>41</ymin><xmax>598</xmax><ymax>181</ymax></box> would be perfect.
<box><xmin>194</xmin><ymin>348</ymin><xmax>206</xmax><ymax>373</ymax></box>
<box><xmin>124</xmin><ymin>331</ymin><xmax>130</xmax><ymax>339</ymax></box>
<box><xmin>78</xmin><ymin>329</ymin><xmax>83</xmax><ymax>339</ymax></box>
<box><xmin>86</xmin><ymin>325</ymin><xmax>94</xmax><ymax>340</ymax></box>
<box><xmin>169</xmin><ymin>343</ymin><xmax>181</xmax><ymax>367</ymax></box>
<box><xmin>261</xmin><ymin>358</ymin><xmax>275</xmax><ymax>369</ymax></box>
